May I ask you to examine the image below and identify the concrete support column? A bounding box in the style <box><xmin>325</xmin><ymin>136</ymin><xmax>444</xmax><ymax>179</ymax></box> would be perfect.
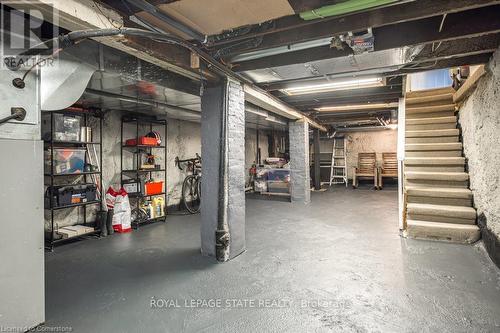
<box><xmin>201</xmin><ymin>78</ymin><xmax>246</xmax><ymax>261</ymax></box>
<box><xmin>289</xmin><ymin>120</ymin><xmax>311</xmax><ymax>203</ymax></box>
<box><xmin>313</xmin><ymin>128</ymin><xmax>321</xmax><ymax>190</ymax></box>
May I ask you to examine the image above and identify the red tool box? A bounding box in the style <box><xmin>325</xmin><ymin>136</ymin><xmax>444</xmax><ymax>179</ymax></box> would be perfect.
<box><xmin>125</xmin><ymin>136</ymin><xmax>158</xmax><ymax>146</ymax></box>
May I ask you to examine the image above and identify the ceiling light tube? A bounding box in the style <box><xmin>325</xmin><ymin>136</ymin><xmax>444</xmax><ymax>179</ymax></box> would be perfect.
<box><xmin>315</xmin><ymin>102</ymin><xmax>398</xmax><ymax>112</ymax></box>
<box><xmin>282</xmin><ymin>77</ymin><xmax>384</xmax><ymax>96</ymax></box>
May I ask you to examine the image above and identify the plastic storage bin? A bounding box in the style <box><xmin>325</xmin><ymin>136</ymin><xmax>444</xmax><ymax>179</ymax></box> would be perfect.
<box><xmin>267</xmin><ymin>169</ymin><xmax>290</xmax><ymax>182</ymax></box>
<box><xmin>145</xmin><ymin>181</ymin><xmax>163</xmax><ymax>195</ymax></box>
<box><xmin>125</xmin><ymin>136</ymin><xmax>158</xmax><ymax>146</ymax></box>
<box><xmin>42</xmin><ymin>113</ymin><xmax>82</xmax><ymax>142</ymax></box>
<box><xmin>45</xmin><ymin>148</ymin><xmax>86</xmax><ymax>175</ymax></box>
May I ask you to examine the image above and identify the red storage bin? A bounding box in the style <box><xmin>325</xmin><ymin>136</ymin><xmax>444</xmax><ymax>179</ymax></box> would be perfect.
<box><xmin>125</xmin><ymin>136</ymin><xmax>158</xmax><ymax>146</ymax></box>
<box><xmin>145</xmin><ymin>181</ymin><xmax>163</xmax><ymax>195</ymax></box>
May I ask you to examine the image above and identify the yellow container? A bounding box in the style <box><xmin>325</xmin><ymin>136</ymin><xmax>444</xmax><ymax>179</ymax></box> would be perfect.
<box><xmin>152</xmin><ymin>197</ymin><xmax>165</xmax><ymax>218</ymax></box>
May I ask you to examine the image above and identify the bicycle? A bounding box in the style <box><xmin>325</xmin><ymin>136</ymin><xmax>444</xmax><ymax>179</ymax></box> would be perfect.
<box><xmin>175</xmin><ymin>153</ymin><xmax>202</xmax><ymax>214</ymax></box>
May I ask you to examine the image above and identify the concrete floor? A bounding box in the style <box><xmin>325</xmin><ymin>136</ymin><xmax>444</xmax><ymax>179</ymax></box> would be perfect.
<box><xmin>44</xmin><ymin>187</ymin><xmax>500</xmax><ymax>332</ymax></box>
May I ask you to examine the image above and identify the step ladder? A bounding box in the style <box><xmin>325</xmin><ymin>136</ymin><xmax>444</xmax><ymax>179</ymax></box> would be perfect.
<box><xmin>329</xmin><ymin>136</ymin><xmax>348</xmax><ymax>187</ymax></box>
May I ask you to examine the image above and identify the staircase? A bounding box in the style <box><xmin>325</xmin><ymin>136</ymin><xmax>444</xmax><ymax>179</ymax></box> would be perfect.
<box><xmin>404</xmin><ymin>87</ymin><xmax>480</xmax><ymax>243</ymax></box>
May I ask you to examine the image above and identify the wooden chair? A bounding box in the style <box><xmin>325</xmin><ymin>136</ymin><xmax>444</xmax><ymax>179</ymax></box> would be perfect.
<box><xmin>352</xmin><ymin>153</ymin><xmax>377</xmax><ymax>189</ymax></box>
<box><xmin>378</xmin><ymin>152</ymin><xmax>398</xmax><ymax>189</ymax></box>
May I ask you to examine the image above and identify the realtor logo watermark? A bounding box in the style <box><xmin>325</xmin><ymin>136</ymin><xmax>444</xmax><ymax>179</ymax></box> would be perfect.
<box><xmin>1</xmin><ymin>0</ymin><xmax>59</xmax><ymax>69</ymax></box>
<box><xmin>150</xmin><ymin>297</ymin><xmax>349</xmax><ymax>310</ymax></box>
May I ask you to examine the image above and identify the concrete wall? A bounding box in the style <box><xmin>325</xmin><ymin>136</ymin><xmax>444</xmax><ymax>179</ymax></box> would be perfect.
<box><xmin>458</xmin><ymin>46</ymin><xmax>500</xmax><ymax>265</ymax></box>
<box><xmin>319</xmin><ymin>130</ymin><xmax>397</xmax><ymax>179</ymax></box>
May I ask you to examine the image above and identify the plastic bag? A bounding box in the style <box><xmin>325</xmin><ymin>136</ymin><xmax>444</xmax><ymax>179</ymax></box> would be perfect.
<box><xmin>105</xmin><ymin>187</ymin><xmax>117</xmax><ymax>210</ymax></box>
<box><xmin>108</xmin><ymin>187</ymin><xmax>132</xmax><ymax>233</ymax></box>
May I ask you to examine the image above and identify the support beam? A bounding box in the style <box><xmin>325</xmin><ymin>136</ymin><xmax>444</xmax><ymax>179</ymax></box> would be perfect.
<box><xmin>313</xmin><ymin>128</ymin><xmax>321</xmax><ymax>190</ymax></box>
<box><xmin>289</xmin><ymin>120</ymin><xmax>311</xmax><ymax>203</ymax></box>
<box><xmin>201</xmin><ymin>79</ymin><xmax>246</xmax><ymax>261</ymax></box>
<box><xmin>293</xmin><ymin>94</ymin><xmax>402</xmax><ymax>110</ymax></box>
<box><xmin>233</xmin><ymin>8</ymin><xmax>500</xmax><ymax>71</ymax></box>
<box><xmin>454</xmin><ymin>65</ymin><xmax>487</xmax><ymax>103</ymax></box>
<box><xmin>211</xmin><ymin>0</ymin><xmax>500</xmax><ymax>53</ymax></box>
<box><xmin>244</xmin><ymin>84</ymin><xmax>328</xmax><ymax>131</ymax></box>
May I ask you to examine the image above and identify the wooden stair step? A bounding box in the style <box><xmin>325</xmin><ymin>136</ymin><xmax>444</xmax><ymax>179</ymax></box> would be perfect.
<box><xmin>406</xmin><ymin>116</ymin><xmax>456</xmax><ymax>125</ymax></box>
<box><xmin>406</xmin><ymin>137</ymin><xmax>459</xmax><ymax>144</ymax></box>
<box><xmin>407</xmin><ymin>203</ymin><xmax>476</xmax><ymax>220</ymax></box>
<box><xmin>406</xmin><ymin>220</ymin><xmax>480</xmax><ymax>243</ymax></box>
<box><xmin>405</xmin><ymin>150</ymin><xmax>462</xmax><ymax>157</ymax></box>
<box><xmin>405</xmin><ymin>87</ymin><xmax>455</xmax><ymax>98</ymax></box>
<box><xmin>406</xmin><ymin>187</ymin><xmax>472</xmax><ymax>199</ymax></box>
<box><xmin>406</xmin><ymin>129</ymin><xmax>459</xmax><ymax>138</ymax></box>
<box><xmin>406</xmin><ymin>111</ymin><xmax>456</xmax><ymax>119</ymax></box>
<box><xmin>404</xmin><ymin>157</ymin><xmax>465</xmax><ymax>165</ymax></box>
<box><xmin>405</xmin><ymin>142</ymin><xmax>462</xmax><ymax>151</ymax></box>
<box><xmin>405</xmin><ymin>171</ymin><xmax>469</xmax><ymax>181</ymax></box>
<box><xmin>406</xmin><ymin>92</ymin><xmax>454</xmax><ymax>105</ymax></box>
<box><xmin>406</xmin><ymin>104</ymin><xmax>456</xmax><ymax>114</ymax></box>
<box><xmin>406</xmin><ymin>123</ymin><xmax>456</xmax><ymax>131</ymax></box>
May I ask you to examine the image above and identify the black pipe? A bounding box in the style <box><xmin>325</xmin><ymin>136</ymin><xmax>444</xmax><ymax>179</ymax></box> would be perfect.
<box><xmin>0</xmin><ymin>107</ymin><xmax>26</xmax><ymax>126</ymax></box>
<box><xmin>122</xmin><ymin>0</ymin><xmax>206</xmax><ymax>43</ymax></box>
<box><xmin>10</xmin><ymin>28</ymin><xmax>247</xmax><ymax>83</ymax></box>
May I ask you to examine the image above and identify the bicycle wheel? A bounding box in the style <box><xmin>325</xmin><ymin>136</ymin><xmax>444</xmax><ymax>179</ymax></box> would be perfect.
<box><xmin>196</xmin><ymin>176</ymin><xmax>201</xmax><ymax>212</ymax></box>
<box><xmin>182</xmin><ymin>175</ymin><xmax>201</xmax><ymax>214</ymax></box>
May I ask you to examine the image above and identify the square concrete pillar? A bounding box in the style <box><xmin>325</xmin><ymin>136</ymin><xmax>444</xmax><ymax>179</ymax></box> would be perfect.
<box><xmin>201</xmin><ymin>79</ymin><xmax>246</xmax><ymax>261</ymax></box>
<box><xmin>289</xmin><ymin>120</ymin><xmax>311</xmax><ymax>203</ymax></box>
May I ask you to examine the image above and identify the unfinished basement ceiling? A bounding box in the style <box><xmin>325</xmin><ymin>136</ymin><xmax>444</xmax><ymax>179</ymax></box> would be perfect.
<box><xmin>240</xmin><ymin>48</ymin><xmax>407</xmax><ymax>84</ymax></box>
<box><xmin>136</xmin><ymin>0</ymin><xmax>294</xmax><ymax>36</ymax></box>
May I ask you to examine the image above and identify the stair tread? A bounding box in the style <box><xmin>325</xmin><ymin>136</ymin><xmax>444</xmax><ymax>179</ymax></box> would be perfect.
<box><xmin>406</xmin><ymin>186</ymin><xmax>472</xmax><ymax>198</ymax></box>
<box><xmin>406</xmin><ymin>87</ymin><xmax>455</xmax><ymax>98</ymax></box>
<box><xmin>406</xmin><ymin>104</ymin><xmax>456</xmax><ymax>113</ymax></box>
<box><xmin>406</xmin><ymin>116</ymin><xmax>456</xmax><ymax>125</ymax></box>
<box><xmin>405</xmin><ymin>143</ymin><xmax>462</xmax><ymax>150</ymax></box>
<box><xmin>406</xmin><ymin>220</ymin><xmax>480</xmax><ymax>243</ymax></box>
<box><xmin>407</xmin><ymin>220</ymin><xmax>479</xmax><ymax>230</ymax></box>
<box><xmin>406</xmin><ymin>93</ymin><xmax>454</xmax><ymax>105</ymax></box>
<box><xmin>407</xmin><ymin>203</ymin><xmax>476</xmax><ymax>218</ymax></box>
<box><xmin>406</xmin><ymin>129</ymin><xmax>459</xmax><ymax>137</ymax></box>
<box><xmin>404</xmin><ymin>157</ymin><xmax>465</xmax><ymax>166</ymax></box>
<box><xmin>405</xmin><ymin>171</ymin><xmax>469</xmax><ymax>182</ymax></box>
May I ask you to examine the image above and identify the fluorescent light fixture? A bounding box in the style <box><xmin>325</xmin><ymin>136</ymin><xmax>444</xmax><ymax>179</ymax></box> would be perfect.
<box><xmin>282</xmin><ymin>77</ymin><xmax>384</xmax><ymax>96</ymax></box>
<box><xmin>315</xmin><ymin>102</ymin><xmax>398</xmax><ymax>112</ymax></box>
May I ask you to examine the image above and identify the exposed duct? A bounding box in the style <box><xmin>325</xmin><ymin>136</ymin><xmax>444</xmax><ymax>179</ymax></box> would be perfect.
<box><xmin>122</xmin><ymin>0</ymin><xmax>207</xmax><ymax>42</ymax></box>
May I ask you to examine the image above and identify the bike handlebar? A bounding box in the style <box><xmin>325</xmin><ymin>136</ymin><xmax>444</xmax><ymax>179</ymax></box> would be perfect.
<box><xmin>175</xmin><ymin>153</ymin><xmax>201</xmax><ymax>170</ymax></box>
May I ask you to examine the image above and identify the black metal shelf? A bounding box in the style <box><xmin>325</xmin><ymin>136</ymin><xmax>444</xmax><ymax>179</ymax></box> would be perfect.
<box><xmin>45</xmin><ymin>140</ymin><xmax>101</xmax><ymax>145</ymax></box>
<box><xmin>121</xmin><ymin>169</ymin><xmax>165</xmax><ymax>174</ymax></box>
<box><xmin>121</xmin><ymin>116</ymin><xmax>168</xmax><ymax>229</ymax></box>
<box><xmin>44</xmin><ymin>110</ymin><xmax>103</xmax><ymax>251</ymax></box>
<box><xmin>122</xmin><ymin>144</ymin><xmax>165</xmax><ymax>149</ymax></box>
<box><xmin>44</xmin><ymin>171</ymin><xmax>101</xmax><ymax>177</ymax></box>
<box><xmin>48</xmin><ymin>200</ymin><xmax>101</xmax><ymax>211</ymax></box>
<box><xmin>122</xmin><ymin>116</ymin><xmax>167</xmax><ymax>125</ymax></box>
<box><xmin>45</xmin><ymin>229</ymin><xmax>101</xmax><ymax>250</ymax></box>
<box><xmin>128</xmin><ymin>192</ymin><xmax>166</xmax><ymax>198</ymax></box>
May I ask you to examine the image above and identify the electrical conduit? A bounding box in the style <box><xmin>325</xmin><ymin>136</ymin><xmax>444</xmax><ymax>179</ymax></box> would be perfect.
<box><xmin>299</xmin><ymin>0</ymin><xmax>398</xmax><ymax>21</ymax></box>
